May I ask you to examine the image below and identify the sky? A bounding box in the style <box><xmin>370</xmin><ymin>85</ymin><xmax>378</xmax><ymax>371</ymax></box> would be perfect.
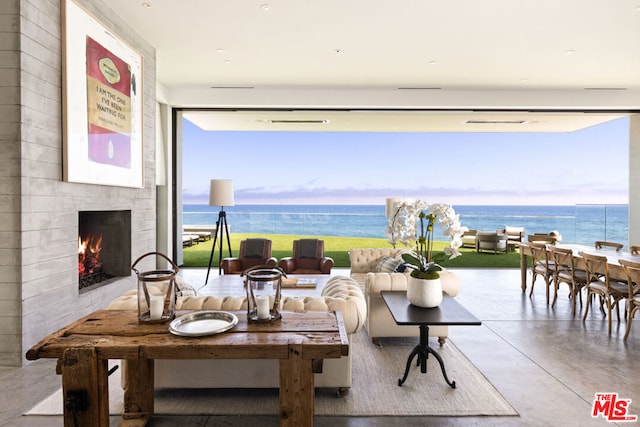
<box><xmin>181</xmin><ymin>116</ymin><xmax>630</xmax><ymax>206</ymax></box>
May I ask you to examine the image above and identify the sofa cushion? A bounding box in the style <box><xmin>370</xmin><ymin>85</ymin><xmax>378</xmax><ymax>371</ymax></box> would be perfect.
<box><xmin>505</xmin><ymin>226</ymin><xmax>525</xmax><ymax>235</ymax></box>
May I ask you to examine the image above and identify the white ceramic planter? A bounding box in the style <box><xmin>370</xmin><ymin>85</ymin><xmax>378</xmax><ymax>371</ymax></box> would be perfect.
<box><xmin>407</xmin><ymin>276</ymin><xmax>443</xmax><ymax>308</ymax></box>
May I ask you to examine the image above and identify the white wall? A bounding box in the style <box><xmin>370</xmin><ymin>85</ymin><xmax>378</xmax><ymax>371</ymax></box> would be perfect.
<box><xmin>629</xmin><ymin>115</ymin><xmax>640</xmax><ymax>246</ymax></box>
<box><xmin>0</xmin><ymin>0</ymin><xmax>22</xmax><ymax>367</ymax></box>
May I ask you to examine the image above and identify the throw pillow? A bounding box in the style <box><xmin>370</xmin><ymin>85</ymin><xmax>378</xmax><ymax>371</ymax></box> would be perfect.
<box><xmin>375</xmin><ymin>256</ymin><xmax>402</xmax><ymax>273</ymax></box>
<box><xmin>175</xmin><ymin>276</ymin><xmax>197</xmax><ymax>297</ymax></box>
<box><xmin>393</xmin><ymin>262</ymin><xmax>408</xmax><ymax>273</ymax></box>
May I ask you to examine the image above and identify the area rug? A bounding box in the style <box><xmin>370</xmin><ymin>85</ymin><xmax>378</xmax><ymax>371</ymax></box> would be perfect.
<box><xmin>25</xmin><ymin>329</ymin><xmax>518</xmax><ymax>417</ymax></box>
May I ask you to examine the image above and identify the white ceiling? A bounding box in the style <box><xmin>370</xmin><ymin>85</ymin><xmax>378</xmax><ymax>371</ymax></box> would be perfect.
<box><xmin>105</xmin><ymin>0</ymin><xmax>640</xmax><ymax>131</ymax></box>
<box><xmin>183</xmin><ymin>110</ymin><xmax>628</xmax><ymax>132</ymax></box>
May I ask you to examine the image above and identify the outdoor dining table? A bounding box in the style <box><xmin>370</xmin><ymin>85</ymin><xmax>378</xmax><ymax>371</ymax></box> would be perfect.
<box><xmin>519</xmin><ymin>243</ymin><xmax>640</xmax><ymax>292</ymax></box>
<box><xmin>26</xmin><ymin>309</ymin><xmax>348</xmax><ymax>427</ymax></box>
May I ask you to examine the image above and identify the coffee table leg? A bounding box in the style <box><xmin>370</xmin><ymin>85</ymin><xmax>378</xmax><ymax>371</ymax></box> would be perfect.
<box><xmin>428</xmin><ymin>346</ymin><xmax>456</xmax><ymax>388</ymax></box>
<box><xmin>398</xmin><ymin>325</ymin><xmax>456</xmax><ymax>389</ymax></box>
<box><xmin>123</xmin><ymin>358</ymin><xmax>154</xmax><ymax>422</ymax></box>
<box><xmin>398</xmin><ymin>344</ymin><xmax>420</xmax><ymax>386</ymax></box>
<box><xmin>280</xmin><ymin>342</ymin><xmax>314</xmax><ymax>427</ymax></box>
<box><xmin>61</xmin><ymin>347</ymin><xmax>109</xmax><ymax>427</ymax></box>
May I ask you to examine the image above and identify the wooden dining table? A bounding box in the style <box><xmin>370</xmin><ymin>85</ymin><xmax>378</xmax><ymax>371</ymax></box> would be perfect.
<box><xmin>26</xmin><ymin>309</ymin><xmax>348</xmax><ymax>427</ymax></box>
<box><xmin>519</xmin><ymin>243</ymin><xmax>640</xmax><ymax>292</ymax></box>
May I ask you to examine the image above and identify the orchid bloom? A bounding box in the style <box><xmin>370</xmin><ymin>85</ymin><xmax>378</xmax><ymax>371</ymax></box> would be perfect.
<box><xmin>386</xmin><ymin>199</ymin><xmax>466</xmax><ymax>262</ymax></box>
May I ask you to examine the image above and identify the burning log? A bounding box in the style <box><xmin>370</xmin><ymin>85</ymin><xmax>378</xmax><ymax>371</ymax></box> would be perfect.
<box><xmin>78</xmin><ymin>234</ymin><xmax>104</xmax><ymax>278</ymax></box>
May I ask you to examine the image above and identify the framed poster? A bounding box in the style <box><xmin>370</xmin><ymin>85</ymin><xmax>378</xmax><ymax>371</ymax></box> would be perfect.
<box><xmin>62</xmin><ymin>0</ymin><xmax>144</xmax><ymax>188</ymax></box>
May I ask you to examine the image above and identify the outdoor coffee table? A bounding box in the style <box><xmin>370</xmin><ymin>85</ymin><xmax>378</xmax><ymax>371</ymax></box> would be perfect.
<box><xmin>381</xmin><ymin>291</ymin><xmax>481</xmax><ymax>388</ymax></box>
<box><xmin>26</xmin><ymin>309</ymin><xmax>348</xmax><ymax>427</ymax></box>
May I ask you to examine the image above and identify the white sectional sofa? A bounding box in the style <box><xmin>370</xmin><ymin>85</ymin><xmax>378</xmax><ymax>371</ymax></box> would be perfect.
<box><xmin>107</xmin><ymin>275</ymin><xmax>366</xmax><ymax>395</ymax></box>
<box><xmin>349</xmin><ymin>248</ymin><xmax>461</xmax><ymax>346</ymax></box>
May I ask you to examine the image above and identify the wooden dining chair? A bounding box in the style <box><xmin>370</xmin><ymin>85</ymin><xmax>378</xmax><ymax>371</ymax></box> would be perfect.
<box><xmin>594</xmin><ymin>241</ymin><xmax>623</xmax><ymax>252</ymax></box>
<box><xmin>580</xmin><ymin>251</ymin><xmax>628</xmax><ymax>334</ymax></box>
<box><xmin>549</xmin><ymin>246</ymin><xmax>587</xmax><ymax>316</ymax></box>
<box><xmin>527</xmin><ymin>234</ymin><xmax>558</xmax><ymax>245</ymax></box>
<box><xmin>529</xmin><ymin>243</ymin><xmax>554</xmax><ymax>304</ymax></box>
<box><xmin>630</xmin><ymin>246</ymin><xmax>640</xmax><ymax>256</ymax></box>
<box><xmin>618</xmin><ymin>259</ymin><xmax>640</xmax><ymax>340</ymax></box>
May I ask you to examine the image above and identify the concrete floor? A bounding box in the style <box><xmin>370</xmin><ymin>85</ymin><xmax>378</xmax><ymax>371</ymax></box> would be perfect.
<box><xmin>2</xmin><ymin>267</ymin><xmax>638</xmax><ymax>426</ymax></box>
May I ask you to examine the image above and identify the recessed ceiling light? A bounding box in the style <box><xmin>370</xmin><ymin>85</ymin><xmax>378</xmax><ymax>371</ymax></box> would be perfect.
<box><xmin>564</xmin><ymin>49</ymin><xmax>575</xmax><ymax>55</ymax></box>
<box><xmin>142</xmin><ymin>2</ymin><xmax>152</xmax><ymax>9</ymax></box>
<box><xmin>216</xmin><ymin>48</ymin><xmax>225</xmax><ymax>54</ymax></box>
<box><xmin>334</xmin><ymin>48</ymin><xmax>343</xmax><ymax>54</ymax></box>
<box><xmin>428</xmin><ymin>60</ymin><xmax>437</xmax><ymax>65</ymax></box>
<box><xmin>224</xmin><ymin>59</ymin><xmax>231</xmax><ymax>64</ymax></box>
<box><xmin>260</xmin><ymin>4</ymin><xmax>270</xmax><ymax>11</ymax></box>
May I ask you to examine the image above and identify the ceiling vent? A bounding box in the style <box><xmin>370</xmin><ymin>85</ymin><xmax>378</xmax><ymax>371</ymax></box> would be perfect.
<box><xmin>465</xmin><ymin>120</ymin><xmax>527</xmax><ymax>124</ymax></box>
<box><xmin>397</xmin><ymin>87</ymin><xmax>442</xmax><ymax>90</ymax></box>
<box><xmin>265</xmin><ymin>119</ymin><xmax>329</xmax><ymax>124</ymax></box>
<box><xmin>583</xmin><ymin>87</ymin><xmax>627</xmax><ymax>91</ymax></box>
<box><xmin>210</xmin><ymin>86</ymin><xmax>255</xmax><ymax>89</ymax></box>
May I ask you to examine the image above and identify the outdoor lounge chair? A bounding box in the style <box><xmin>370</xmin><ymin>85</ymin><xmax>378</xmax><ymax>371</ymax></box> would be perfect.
<box><xmin>476</xmin><ymin>231</ymin><xmax>507</xmax><ymax>254</ymax></box>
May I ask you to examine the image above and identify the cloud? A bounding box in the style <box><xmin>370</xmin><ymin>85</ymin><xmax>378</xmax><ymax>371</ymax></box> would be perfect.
<box><xmin>183</xmin><ymin>184</ymin><xmax>628</xmax><ymax>205</ymax></box>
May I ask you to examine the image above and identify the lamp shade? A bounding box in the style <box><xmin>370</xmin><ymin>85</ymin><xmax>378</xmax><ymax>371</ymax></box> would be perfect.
<box><xmin>209</xmin><ymin>179</ymin><xmax>235</xmax><ymax>207</ymax></box>
<box><xmin>385</xmin><ymin>198</ymin><xmax>402</xmax><ymax>218</ymax></box>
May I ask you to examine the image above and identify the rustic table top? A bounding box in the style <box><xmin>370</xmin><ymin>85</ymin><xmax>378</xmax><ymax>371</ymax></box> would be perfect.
<box><xmin>26</xmin><ymin>309</ymin><xmax>348</xmax><ymax>361</ymax></box>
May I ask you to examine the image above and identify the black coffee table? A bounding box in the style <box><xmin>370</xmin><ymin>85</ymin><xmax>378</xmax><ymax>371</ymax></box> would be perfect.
<box><xmin>381</xmin><ymin>291</ymin><xmax>481</xmax><ymax>388</ymax></box>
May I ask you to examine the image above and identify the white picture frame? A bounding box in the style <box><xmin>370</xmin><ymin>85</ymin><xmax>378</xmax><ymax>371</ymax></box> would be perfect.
<box><xmin>61</xmin><ymin>0</ymin><xmax>144</xmax><ymax>188</ymax></box>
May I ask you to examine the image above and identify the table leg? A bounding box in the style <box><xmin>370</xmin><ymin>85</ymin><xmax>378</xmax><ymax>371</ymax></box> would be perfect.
<box><xmin>280</xmin><ymin>341</ymin><xmax>314</xmax><ymax>427</ymax></box>
<box><xmin>520</xmin><ymin>249</ymin><xmax>528</xmax><ymax>292</ymax></box>
<box><xmin>122</xmin><ymin>358</ymin><xmax>154</xmax><ymax>423</ymax></box>
<box><xmin>398</xmin><ymin>325</ymin><xmax>456</xmax><ymax>389</ymax></box>
<box><xmin>61</xmin><ymin>347</ymin><xmax>109</xmax><ymax>427</ymax></box>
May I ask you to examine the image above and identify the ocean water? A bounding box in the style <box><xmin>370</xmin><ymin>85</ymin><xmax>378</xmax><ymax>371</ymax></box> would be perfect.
<box><xmin>183</xmin><ymin>204</ymin><xmax>629</xmax><ymax>247</ymax></box>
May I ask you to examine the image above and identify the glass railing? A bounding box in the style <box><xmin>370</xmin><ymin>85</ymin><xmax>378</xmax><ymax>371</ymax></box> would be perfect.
<box><xmin>182</xmin><ymin>204</ymin><xmax>629</xmax><ymax>246</ymax></box>
<box><xmin>574</xmin><ymin>204</ymin><xmax>628</xmax><ymax>247</ymax></box>
<box><xmin>217</xmin><ymin>211</ymin><xmax>388</xmax><ymax>239</ymax></box>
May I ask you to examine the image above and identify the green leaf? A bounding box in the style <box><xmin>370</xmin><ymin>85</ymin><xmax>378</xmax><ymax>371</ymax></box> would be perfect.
<box><xmin>401</xmin><ymin>253</ymin><xmax>422</xmax><ymax>267</ymax></box>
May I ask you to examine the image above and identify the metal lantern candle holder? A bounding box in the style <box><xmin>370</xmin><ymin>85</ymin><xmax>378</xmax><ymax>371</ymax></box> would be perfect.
<box><xmin>132</xmin><ymin>252</ymin><xmax>178</xmax><ymax>324</ymax></box>
<box><xmin>244</xmin><ymin>268</ymin><xmax>283</xmax><ymax>323</ymax></box>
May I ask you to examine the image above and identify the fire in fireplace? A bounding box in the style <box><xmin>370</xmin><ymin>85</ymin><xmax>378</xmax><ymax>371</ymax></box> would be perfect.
<box><xmin>78</xmin><ymin>234</ymin><xmax>112</xmax><ymax>288</ymax></box>
<box><xmin>78</xmin><ymin>210</ymin><xmax>132</xmax><ymax>292</ymax></box>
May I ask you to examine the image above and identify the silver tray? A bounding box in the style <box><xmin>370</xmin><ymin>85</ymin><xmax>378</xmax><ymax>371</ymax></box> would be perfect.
<box><xmin>169</xmin><ymin>310</ymin><xmax>238</xmax><ymax>337</ymax></box>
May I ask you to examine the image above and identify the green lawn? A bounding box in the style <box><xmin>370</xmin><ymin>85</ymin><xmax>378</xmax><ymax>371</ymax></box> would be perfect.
<box><xmin>182</xmin><ymin>233</ymin><xmax>521</xmax><ymax>268</ymax></box>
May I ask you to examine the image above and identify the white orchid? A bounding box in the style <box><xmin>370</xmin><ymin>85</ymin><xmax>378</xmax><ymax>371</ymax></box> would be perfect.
<box><xmin>386</xmin><ymin>200</ymin><xmax>466</xmax><ymax>278</ymax></box>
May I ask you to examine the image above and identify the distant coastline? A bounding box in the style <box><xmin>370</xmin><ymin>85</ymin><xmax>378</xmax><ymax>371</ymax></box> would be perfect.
<box><xmin>183</xmin><ymin>204</ymin><xmax>629</xmax><ymax>247</ymax></box>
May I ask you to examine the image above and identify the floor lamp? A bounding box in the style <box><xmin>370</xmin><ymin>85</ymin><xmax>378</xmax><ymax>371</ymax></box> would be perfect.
<box><xmin>205</xmin><ymin>179</ymin><xmax>234</xmax><ymax>284</ymax></box>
